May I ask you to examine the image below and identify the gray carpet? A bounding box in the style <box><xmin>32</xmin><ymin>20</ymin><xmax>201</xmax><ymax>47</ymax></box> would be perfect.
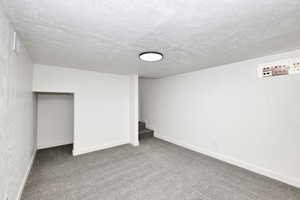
<box><xmin>22</xmin><ymin>138</ymin><xmax>300</xmax><ymax>200</ymax></box>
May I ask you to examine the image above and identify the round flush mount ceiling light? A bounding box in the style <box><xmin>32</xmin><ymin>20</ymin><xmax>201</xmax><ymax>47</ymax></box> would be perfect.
<box><xmin>139</xmin><ymin>52</ymin><xmax>163</xmax><ymax>62</ymax></box>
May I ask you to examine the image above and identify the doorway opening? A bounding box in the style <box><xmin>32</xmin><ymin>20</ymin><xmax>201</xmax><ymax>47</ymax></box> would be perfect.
<box><xmin>36</xmin><ymin>92</ymin><xmax>74</xmax><ymax>153</ymax></box>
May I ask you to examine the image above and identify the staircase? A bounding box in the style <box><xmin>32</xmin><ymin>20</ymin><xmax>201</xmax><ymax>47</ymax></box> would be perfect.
<box><xmin>139</xmin><ymin>121</ymin><xmax>154</xmax><ymax>140</ymax></box>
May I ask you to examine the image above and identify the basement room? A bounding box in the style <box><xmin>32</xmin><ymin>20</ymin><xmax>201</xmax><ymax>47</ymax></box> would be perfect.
<box><xmin>0</xmin><ymin>0</ymin><xmax>300</xmax><ymax>200</ymax></box>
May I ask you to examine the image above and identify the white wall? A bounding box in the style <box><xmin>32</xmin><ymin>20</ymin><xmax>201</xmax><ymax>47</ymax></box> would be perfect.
<box><xmin>33</xmin><ymin>64</ymin><xmax>137</xmax><ymax>155</ymax></box>
<box><xmin>37</xmin><ymin>93</ymin><xmax>74</xmax><ymax>149</ymax></box>
<box><xmin>140</xmin><ymin>49</ymin><xmax>300</xmax><ymax>188</ymax></box>
<box><xmin>140</xmin><ymin>78</ymin><xmax>155</xmax><ymax>123</ymax></box>
<box><xmin>0</xmin><ymin>7</ymin><xmax>36</xmax><ymax>200</ymax></box>
<box><xmin>139</xmin><ymin>78</ymin><xmax>142</xmax><ymax>121</ymax></box>
<box><xmin>129</xmin><ymin>75</ymin><xmax>139</xmax><ymax>146</ymax></box>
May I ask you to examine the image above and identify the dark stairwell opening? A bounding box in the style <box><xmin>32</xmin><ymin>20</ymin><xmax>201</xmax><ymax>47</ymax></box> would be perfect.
<box><xmin>138</xmin><ymin>121</ymin><xmax>154</xmax><ymax>140</ymax></box>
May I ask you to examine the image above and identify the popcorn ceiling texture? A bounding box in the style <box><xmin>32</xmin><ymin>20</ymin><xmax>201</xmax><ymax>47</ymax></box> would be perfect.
<box><xmin>1</xmin><ymin>0</ymin><xmax>300</xmax><ymax>78</ymax></box>
<box><xmin>0</xmin><ymin>6</ymin><xmax>36</xmax><ymax>200</ymax></box>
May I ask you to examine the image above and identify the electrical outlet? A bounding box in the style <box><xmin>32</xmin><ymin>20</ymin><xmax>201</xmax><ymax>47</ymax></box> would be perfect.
<box><xmin>271</xmin><ymin>64</ymin><xmax>289</xmax><ymax>76</ymax></box>
<box><xmin>258</xmin><ymin>58</ymin><xmax>300</xmax><ymax>78</ymax></box>
<box><xmin>258</xmin><ymin>59</ymin><xmax>291</xmax><ymax>78</ymax></box>
<box><xmin>258</xmin><ymin>63</ymin><xmax>273</xmax><ymax>78</ymax></box>
<box><xmin>290</xmin><ymin>58</ymin><xmax>300</xmax><ymax>74</ymax></box>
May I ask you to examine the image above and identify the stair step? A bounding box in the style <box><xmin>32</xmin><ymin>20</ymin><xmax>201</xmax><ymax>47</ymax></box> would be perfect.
<box><xmin>139</xmin><ymin>121</ymin><xmax>146</xmax><ymax>130</ymax></box>
<box><xmin>139</xmin><ymin>128</ymin><xmax>154</xmax><ymax>140</ymax></box>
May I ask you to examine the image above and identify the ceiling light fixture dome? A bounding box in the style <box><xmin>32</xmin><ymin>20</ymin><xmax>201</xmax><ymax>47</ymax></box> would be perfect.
<box><xmin>139</xmin><ymin>52</ymin><xmax>163</xmax><ymax>62</ymax></box>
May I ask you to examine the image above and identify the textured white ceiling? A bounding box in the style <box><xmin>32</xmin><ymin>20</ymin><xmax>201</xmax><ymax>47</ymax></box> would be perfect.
<box><xmin>1</xmin><ymin>0</ymin><xmax>300</xmax><ymax>78</ymax></box>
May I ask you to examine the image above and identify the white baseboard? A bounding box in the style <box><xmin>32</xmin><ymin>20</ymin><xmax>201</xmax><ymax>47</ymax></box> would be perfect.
<box><xmin>156</xmin><ymin>135</ymin><xmax>300</xmax><ymax>188</ymax></box>
<box><xmin>17</xmin><ymin>151</ymin><xmax>36</xmax><ymax>200</ymax></box>
<box><xmin>73</xmin><ymin>140</ymin><xmax>129</xmax><ymax>156</ymax></box>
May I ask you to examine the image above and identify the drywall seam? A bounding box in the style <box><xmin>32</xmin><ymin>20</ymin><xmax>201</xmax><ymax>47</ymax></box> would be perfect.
<box><xmin>156</xmin><ymin>135</ymin><xmax>300</xmax><ymax>188</ymax></box>
<box><xmin>17</xmin><ymin>151</ymin><xmax>36</xmax><ymax>200</ymax></box>
<box><xmin>72</xmin><ymin>140</ymin><xmax>129</xmax><ymax>156</ymax></box>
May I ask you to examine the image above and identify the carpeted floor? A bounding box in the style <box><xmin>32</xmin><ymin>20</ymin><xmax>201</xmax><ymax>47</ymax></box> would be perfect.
<box><xmin>22</xmin><ymin>138</ymin><xmax>300</xmax><ymax>200</ymax></box>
